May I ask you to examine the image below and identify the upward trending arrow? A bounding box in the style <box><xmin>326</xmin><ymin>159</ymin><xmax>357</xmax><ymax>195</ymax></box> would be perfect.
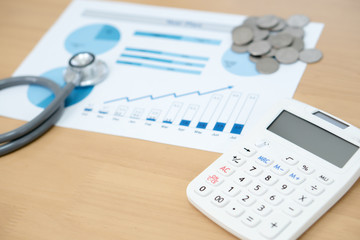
<box><xmin>103</xmin><ymin>86</ymin><xmax>234</xmax><ymax>104</ymax></box>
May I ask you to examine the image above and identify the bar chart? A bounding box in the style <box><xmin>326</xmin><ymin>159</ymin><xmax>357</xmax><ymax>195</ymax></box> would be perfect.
<box><xmin>82</xmin><ymin>86</ymin><xmax>258</xmax><ymax>136</ymax></box>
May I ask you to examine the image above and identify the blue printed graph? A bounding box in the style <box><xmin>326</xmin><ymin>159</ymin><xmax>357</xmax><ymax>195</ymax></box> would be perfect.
<box><xmin>134</xmin><ymin>31</ymin><xmax>221</xmax><ymax>45</ymax></box>
<box><xmin>65</xmin><ymin>24</ymin><xmax>120</xmax><ymax>55</ymax></box>
<box><xmin>85</xmin><ymin>86</ymin><xmax>257</xmax><ymax>136</ymax></box>
<box><xmin>27</xmin><ymin>67</ymin><xmax>93</xmax><ymax>108</ymax></box>
<box><xmin>103</xmin><ymin>86</ymin><xmax>233</xmax><ymax>104</ymax></box>
<box><xmin>222</xmin><ymin>49</ymin><xmax>259</xmax><ymax>76</ymax></box>
<box><xmin>117</xmin><ymin>47</ymin><xmax>208</xmax><ymax>75</ymax></box>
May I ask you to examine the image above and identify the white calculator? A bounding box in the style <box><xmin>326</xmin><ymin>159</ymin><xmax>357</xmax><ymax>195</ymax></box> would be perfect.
<box><xmin>187</xmin><ymin>99</ymin><xmax>360</xmax><ymax>240</ymax></box>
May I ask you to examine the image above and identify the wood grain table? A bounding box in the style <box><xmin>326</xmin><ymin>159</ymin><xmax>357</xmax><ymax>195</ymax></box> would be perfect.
<box><xmin>0</xmin><ymin>0</ymin><xmax>359</xmax><ymax>239</ymax></box>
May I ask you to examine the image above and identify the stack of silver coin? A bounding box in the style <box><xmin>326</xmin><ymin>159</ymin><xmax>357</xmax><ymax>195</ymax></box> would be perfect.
<box><xmin>231</xmin><ymin>14</ymin><xmax>323</xmax><ymax>74</ymax></box>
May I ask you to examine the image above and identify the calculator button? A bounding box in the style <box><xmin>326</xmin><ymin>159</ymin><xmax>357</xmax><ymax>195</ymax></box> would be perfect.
<box><xmin>217</xmin><ymin>164</ymin><xmax>235</xmax><ymax>177</ymax></box>
<box><xmin>226</xmin><ymin>201</ymin><xmax>245</xmax><ymax>217</ymax></box>
<box><xmin>194</xmin><ymin>183</ymin><xmax>213</xmax><ymax>197</ymax></box>
<box><xmin>294</xmin><ymin>192</ymin><xmax>313</xmax><ymax>206</ymax></box>
<box><xmin>259</xmin><ymin>212</ymin><xmax>290</xmax><ymax>239</ymax></box>
<box><xmin>275</xmin><ymin>181</ymin><xmax>294</xmax><ymax>195</ymax></box>
<box><xmin>237</xmin><ymin>192</ymin><xmax>257</xmax><ymax>207</ymax></box>
<box><xmin>245</xmin><ymin>164</ymin><xmax>263</xmax><ymax>177</ymax></box>
<box><xmin>298</xmin><ymin>163</ymin><xmax>315</xmax><ymax>175</ymax></box>
<box><xmin>252</xmin><ymin>202</ymin><xmax>272</xmax><ymax>217</ymax></box>
<box><xmin>238</xmin><ymin>146</ymin><xmax>257</xmax><ymax>157</ymax></box>
<box><xmin>254</xmin><ymin>139</ymin><xmax>270</xmax><ymax>148</ymax></box>
<box><xmin>264</xmin><ymin>191</ymin><xmax>283</xmax><ymax>206</ymax></box>
<box><xmin>260</xmin><ymin>172</ymin><xmax>278</xmax><ymax>186</ymax></box>
<box><xmin>305</xmin><ymin>181</ymin><xmax>325</xmax><ymax>196</ymax></box>
<box><xmin>255</xmin><ymin>154</ymin><xmax>274</xmax><ymax>167</ymax></box>
<box><xmin>241</xmin><ymin>212</ymin><xmax>261</xmax><ymax>227</ymax></box>
<box><xmin>287</xmin><ymin>171</ymin><xmax>305</xmax><ymax>185</ymax></box>
<box><xmin>282</xmin><ymin>202</ymin><xmax>302</xmax><ymax>217</ymax></box>
<box><xmin>281</xmin><ymin>155</ymin><xmax>299</xmax><ymax>165</ymax></box>
<box><xmin>228</xmin><ymin>154</ymin><xmax>246</xmax><ymax>167</ymax></box>
<box><xmin>316</xmin><ymin>173</ymin><xmax>334</xmax><ymax>185</ymax></box>
<box><xmin>205</xmin><ymin>173</ymin><xmax>224</xmax><ymax>186</ymax></box>
<box><xmin>210</xmin><ymin>193</ymin><xmax>229</xmax><ymax>208</ymax></box>
<box><xmin>232</xmin><ymin>172</ymin><xmax>252</xmax><ymax>186</ymax></box>
<box><xmin>221</xmin><ymin>181</ymin><xmax>241</xmax><ymax>197</ymax></box>
<box><xmin>248</xmin><ymin>182</ymin><xmax>268</xmax><ymax>196</ymax></box>
<box><xmin>270</xmin><ymin>163</ymin><xmax>289</xmax><ymax>176</ymax></box>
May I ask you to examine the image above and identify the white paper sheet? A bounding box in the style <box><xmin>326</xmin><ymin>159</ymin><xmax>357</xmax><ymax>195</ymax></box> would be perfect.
<box><xmin>0</xmin><ymin>0</ymin><xmax>324</xmax><ymax>153</ymax></box>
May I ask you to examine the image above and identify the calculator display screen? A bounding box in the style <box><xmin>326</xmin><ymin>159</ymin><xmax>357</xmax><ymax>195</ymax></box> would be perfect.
<box><xmin>267</xmin><ymin>110</ymin><xmax>358</xmax><ymax>168</ymax></box>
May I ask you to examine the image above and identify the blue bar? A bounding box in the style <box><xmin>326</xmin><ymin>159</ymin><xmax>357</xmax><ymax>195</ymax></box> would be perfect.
<box><xmin>116</xmin><ymin>60</ymin><xmax>201</xmax><ymax>75</ymax></box>
<box><xmin>121</xmin><ymin>54</ymin><xmax>205</xmax><ymax>68</ymax></box>
<box><xmin>84</xmin><ymin>108</ymin><xmax>93</xmax><ymax>112</ymax></box>
<box><xmin>134</xmin><ymin>31</ymin><xmax>221</xmax><ymax>45</ymax></box>
<box><xmin>146</xmin><ymin>118</ymin><xmax>156</xmax><ymax>121</ymax></box>
<box><xmin>213</xmin><ymin>122</ymin><xmax>226</xmax><ymax>132</ymax></box>
<box><xmin>163</xmin><ymin>120</ymin><xmax>172</xmax><ymax>124</ymax></box>
<box><xmin>231</xmin><ymin>124</ymin><xmax>244</xmax><ymax>134</ymax></box>
<box><xmin>179</xmin><ymin>120</ymin><xmax>191</xmax><ymax>127</ymax></box>
<box><xmin>196</xmin><ymin>122</ymin><xmax>208</xmax><ymax>129</ymax></box>
<box><xmin>98</xmin><ymin>111</ymin><xmax>108</xmax><ymax>115</ymax></box>
<box><xmin>125</xmin><ymin>47</ymin><xmax>209</xmax><ymax>61</ymax></box>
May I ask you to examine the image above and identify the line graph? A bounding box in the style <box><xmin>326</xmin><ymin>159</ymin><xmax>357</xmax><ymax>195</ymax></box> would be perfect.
<box><xmin>103</xmin><ymin>86</ymin><xmax>233</xmax><ymax>104</ymax></box>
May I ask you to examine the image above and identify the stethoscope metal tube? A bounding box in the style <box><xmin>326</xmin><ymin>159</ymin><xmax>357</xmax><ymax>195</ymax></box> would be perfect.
<box><xmin>0</xmin><ymin>52</ymin><xmax>108</xmax><ymax>156</ymax></box>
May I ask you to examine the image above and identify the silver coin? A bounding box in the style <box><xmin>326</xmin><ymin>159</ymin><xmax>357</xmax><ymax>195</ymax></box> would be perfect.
<box><xmin>231</xmin><ymin>43</ymin><xmax>249</xmax><ymax>53</ymax></box>
<box><xmin>269</xmin><ymin>33</ymin><xmax>294</xmax><ymax>49</ymax></box>
<box><xmin>257</xmin><ymin>15</ymin><xmax>280</xmax><ymax>29</ymax></box>
<box><xmin>271</xmin><ymin>18</ymin><xmax>287</xmax><ymax>32</ymax></box>
<box><xmin>282</xmin><ymin>27</ymin><xmax>305</xmax><ymax>39</ymax></box>
<box><xmin>253</xmin><ymin>28</ymin><xmax>270</xmax><ymax>41</ymax></box>
<box><xmin>243</xmin><ymin>16</ymin><xmax>258</xmax><ymax>28</ymax></box>
<box><xmin>264</xmin><ymin>48</ymin><xmax>277</xmax><ymax>57</ymax></box>
<box><xmin>275</xmin><ymin>47</ymin><xmax>299</xmax><ymax>64</ymax></box>
<box><xmin>287</xmin><ymin>14</ymin><xmax>310</xmax><ymax>28</ymax></box>
<box><xmin>299</xmin><ymin>49</ymin><xmax>323</xmax><ymax>63</ymax></box>
<box><xmin>256</xmin><ymin>57</ymin><xmax>280</xmax><ymax>74</ymax></box>
<box><xmin>232</xmin><ymin>25</ymin><xmax>254</xmax><ymax>45</ymax></box>
<box><xmin>248</xmin><ymin>40</ymin><xmax>271</xmax><ymax>56</ymax></box>
<box><xmin>249</xmin><ymin>55</ymin><xmax>262</xmax><ymax>63</ymax></box>
<box><xmin>291</xmin><ymin>37</ymin><xmax>304</xmax><ymax>51</ymax></box>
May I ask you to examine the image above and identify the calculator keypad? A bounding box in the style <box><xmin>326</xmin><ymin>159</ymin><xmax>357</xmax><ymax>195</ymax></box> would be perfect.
<box><xmin>190</xmin><ymin>141</ymin><xmax>332</xmax><ymax>239</ymax></box>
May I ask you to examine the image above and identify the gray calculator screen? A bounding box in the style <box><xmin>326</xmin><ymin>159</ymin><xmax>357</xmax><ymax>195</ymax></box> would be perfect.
<box><xmin>267</xmin><ymin>110</ymin><xmax>358</xmax><ymax>168</ymax></box>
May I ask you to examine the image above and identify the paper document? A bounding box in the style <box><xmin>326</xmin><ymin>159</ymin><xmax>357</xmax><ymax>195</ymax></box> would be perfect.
<box><xmin>0</xmin><ymin>0</ymin><xmax>323</xmax><ymax>152</ymax></box>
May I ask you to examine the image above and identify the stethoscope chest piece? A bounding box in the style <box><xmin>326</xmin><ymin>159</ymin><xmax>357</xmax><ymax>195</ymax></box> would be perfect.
<box><xmin>64</xmin><ymin>52</ymin><xmax>109</xmax><ymax>87</ymax></box>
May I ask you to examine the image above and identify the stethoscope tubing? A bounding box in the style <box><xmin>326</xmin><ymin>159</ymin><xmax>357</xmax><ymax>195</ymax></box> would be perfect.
<box><xmin>0</xmin><ymin>76</ymin><xmax>75</xmax><ymax>156</ymax></box>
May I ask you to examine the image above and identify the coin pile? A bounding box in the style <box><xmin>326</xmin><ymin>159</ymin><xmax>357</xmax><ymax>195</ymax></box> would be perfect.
<box><xmin>231</xmin><ymin>14</ymin><xmax>323</xmax><ymax>74</ymax></box>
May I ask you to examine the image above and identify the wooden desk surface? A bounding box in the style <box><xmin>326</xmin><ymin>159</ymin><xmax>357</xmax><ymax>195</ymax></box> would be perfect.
<box><xmin>0</xmin><ymin>0</ymin><xmax>359</xmax><ymax>239</ymax></box>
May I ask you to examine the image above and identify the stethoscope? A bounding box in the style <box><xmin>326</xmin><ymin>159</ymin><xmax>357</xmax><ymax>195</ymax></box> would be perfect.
<box><xmin>0</xmin><ymin>52</ymin><xmax>108</xmax><ymax>157</ymax></box>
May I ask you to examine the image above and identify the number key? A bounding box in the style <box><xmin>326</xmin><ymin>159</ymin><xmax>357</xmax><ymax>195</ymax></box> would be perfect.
<box><xmin>264</xmin><ymin>191</ymin><xmax>283</xmax><ymax>206</ymax></box>
<box><xmin>210</xmin><ymin>192</ymin><xmax>229</xmax><ymax>208</ymax></box>
<box><xmin>232</xmin><ymin>172</ymin><xmax>252</xmax><ymax>186</ymax></box>
<box><xmin>252</xmin><ymin>201</ymin><xmax>272</xmax><ymax>217</ymax></box>
<box><xmin>260</xmin><ymin>172</ymin><xmax>278</xmax><ymax>186</ymax></box>
<box><xmin>245</xmin><ymin>164</ymin><xmax>263</xmax><ymax>177</ymax></box>
<box><xmin>194</xmin><ymin>183</ymin><xmax>213</xmax><ymax>197</ymax></box>
<box><xmin>221</xmin><ymin>181</ymin><xmax>241</xmax><ymax>197</ymax></box>
<box><xmin>248</xmin><ymin>182</ymin><xmax>267</xmax><ymax>196</ymax></box>
<box><xmin>275</xmin><ymin>181</ymin><xmax>294</xmax><ymax>195</ymax></box>
<box><xmin>237</xmin><ymin>192</ymin><xmax>256</xmax><ymax>207</ymax></box>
